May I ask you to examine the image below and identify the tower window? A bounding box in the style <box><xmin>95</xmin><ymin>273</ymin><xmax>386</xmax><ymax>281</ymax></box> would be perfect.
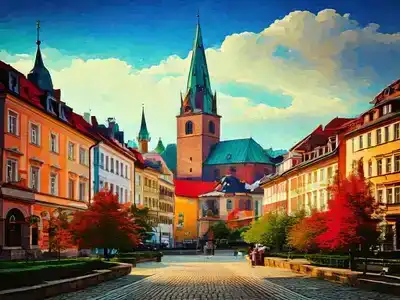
<box><xmin>190</xmin><ymin>157</ymin><xmax>192</xmax><ymax>162</ymax></box>
<box><xmin>208</xmin><ymin>121</ymin><xmax>215</xmax><ymax>134</ymax></box>
<box><xmin>185</xmin><ymin>121</ymin><xmax>193</xmax><ymax>135</ymax></box>
<box><xmin>189</xmin><ymin>168</ymin><xmax>192</xmax><ymax>173</ymax></box>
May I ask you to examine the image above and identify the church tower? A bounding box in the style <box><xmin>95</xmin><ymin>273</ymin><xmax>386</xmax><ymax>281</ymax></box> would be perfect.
<box><xmin>137</xmin><ymin>105</ymin><xmax>151</xmax><ymax>153</ymax></box>
<box><xmin>176</xmin><ymin>14</ymin><xmax>221</xmax><ymax>180</ymax></box>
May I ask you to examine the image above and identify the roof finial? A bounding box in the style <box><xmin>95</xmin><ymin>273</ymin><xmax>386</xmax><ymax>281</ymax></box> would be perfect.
<box><xmin>36</xmin><ymin>20</ymin><xmax>41</xmax><ymax>46</ymax></box>
<box><xmin>197</xmin><ymin>9</ymin><xmax>200</xmax><ymax>24</ymax></box>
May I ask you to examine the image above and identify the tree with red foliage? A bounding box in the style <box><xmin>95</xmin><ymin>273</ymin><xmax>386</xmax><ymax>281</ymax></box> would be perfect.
<box><xmin>70</xmin><ymin>191</ymin><xmax>141</xmax><ymax>259</ymax></box>
<box><xmin>43</xmin><ymin>209</ymin><xmax>75</xmax><ymax>260</ymax></box>
<box><xmin>288</xmin><ymin>210</ymin><xmax>328</xmax><ymax>253</ymax></box>
<box><xmin>316</xmin><ymin>160</ymin><xmax>382</xmax><ymax>269</ymax></box>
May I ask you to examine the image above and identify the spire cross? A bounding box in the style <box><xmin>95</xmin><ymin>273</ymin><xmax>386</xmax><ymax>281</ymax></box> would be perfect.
<box><xmin>36</xmin><ymin>20</ymin><xmax>41</xmax><ymax>46</ymax></box>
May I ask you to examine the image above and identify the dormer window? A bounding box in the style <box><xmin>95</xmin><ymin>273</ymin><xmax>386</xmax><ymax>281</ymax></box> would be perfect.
<box><xmin>59</xmin><ymin>104</ymin><xmax>68</xmax><ymax>122</ymax></box>
<box><xmin>383</xmin><ymin>104</ymin><xmax>392</xmax><ymax>116</ymax></box>
<box><xmin>46</xmin><ymin>96</ymin><xmax>57</xmax><ymax>115</ymax></box>
<box><xmin>226</xmin><ymin>154</ymin><xmax>232</xmax><ymax>160</ymax></box>
<box><xmin>8</xmin><ymin>72</ymin><xmax>19</xmax><ymax>94</ymax></box>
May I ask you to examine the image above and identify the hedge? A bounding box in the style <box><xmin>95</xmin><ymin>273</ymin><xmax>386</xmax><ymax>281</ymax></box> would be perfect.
<box><xmin>305</xmin><ymin>254</ymin><xmax>349</xmax><ymax>269</ymax></box>
<box><xmin>268</xmin><ymin>252</ymin><xmax>306</xmax><ymax>259</ymax></box>
<box><xmin>0</xmin><ymin>259</ymin><xmax>116</xmax><ymax>290</ymax></box>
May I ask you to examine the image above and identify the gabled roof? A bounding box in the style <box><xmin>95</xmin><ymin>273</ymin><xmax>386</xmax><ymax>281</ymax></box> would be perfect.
<box><xmin>174</xmin><ymin>179</ymin><xmax>216</xmax><ymax>198</ymax></box>
<box><xmin>204</xmin><ymin>138</ymin><xmax>273</xmax><ymax>165</ymax></box>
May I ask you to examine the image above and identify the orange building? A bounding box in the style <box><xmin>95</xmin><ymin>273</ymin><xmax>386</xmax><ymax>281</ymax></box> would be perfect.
<box><xmin>0</xmin><ymin>30</ymin><xmax>98</xmax><ymax>259</ymax></box>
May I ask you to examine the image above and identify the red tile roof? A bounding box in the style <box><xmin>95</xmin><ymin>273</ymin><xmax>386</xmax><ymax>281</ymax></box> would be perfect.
<box><xmin>174</xmin><ymin>179</ymin><xmax>216</xmax><ymax>198</ymax></box>
<box><xmin>129</xmin><ymin>148</ymin><xmax>145</xmax><ymax>168</ymax></box>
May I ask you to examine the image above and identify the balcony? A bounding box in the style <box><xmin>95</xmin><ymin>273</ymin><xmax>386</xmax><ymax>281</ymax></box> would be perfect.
<box><xmin>385</xmin><ymin>203</ymin><xmax>400</xmax><ymax>217</ymax></box>
<box><xmin>144</xmin><ymin>186</ymin><xmax>158</xmax><ymax>194</ymax></box>
<box><xmin>159</xmin><ymin>194</ymin><xmax>173</xmax><ymax>201</ymax></box>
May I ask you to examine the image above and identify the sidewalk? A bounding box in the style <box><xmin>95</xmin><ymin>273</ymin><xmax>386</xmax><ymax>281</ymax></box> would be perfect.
<box><xmin>251</xmin><ymin>256</ymin><xmax>400</xmax><ymax>296</ymax></box>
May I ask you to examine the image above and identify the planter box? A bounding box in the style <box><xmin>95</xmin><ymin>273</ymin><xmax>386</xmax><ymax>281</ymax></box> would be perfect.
<box><xmin>0</xmin><ymin>263</ymin><xmax>131</xmax><ymax>300</ymax></box>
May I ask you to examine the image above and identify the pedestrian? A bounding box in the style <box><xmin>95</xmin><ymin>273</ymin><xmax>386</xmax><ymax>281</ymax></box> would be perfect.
<box><xmin>234</xmin><ymin>249</ymin><xmax>238</xmax><ymax>258</ymax></box>
<box><xmin>251</xmin><ymin>247</ymin><xmax>258</xmax><ymax>267</ymax></box>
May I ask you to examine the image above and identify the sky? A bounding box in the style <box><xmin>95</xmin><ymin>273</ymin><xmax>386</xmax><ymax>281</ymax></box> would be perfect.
<box><xmin>2</xmin><ymin>0</ymin><xmax>400</xmax><ymax>150</ymax></box>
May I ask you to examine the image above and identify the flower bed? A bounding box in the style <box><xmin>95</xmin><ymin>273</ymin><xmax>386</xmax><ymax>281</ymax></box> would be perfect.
<box><xmin>0</xmin><ymin>259</ymin><xmax>117</xmax><ymax>290</ymax></box>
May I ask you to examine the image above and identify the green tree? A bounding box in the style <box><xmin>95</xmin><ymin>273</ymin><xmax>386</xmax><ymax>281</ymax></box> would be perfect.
<box><xmin>129</xmin><ymin>203</ymin><xmax>153</xmax><ymax>242</ymax></box>
<box><xmin>210</xmin><ymin>221</ymin><xmax>231</xmax><ymax>240</ymax></box>
<box><xmin>242</xmin><ymin>211</ymin><xmax>304</xmax><ymax>251</ymax></box>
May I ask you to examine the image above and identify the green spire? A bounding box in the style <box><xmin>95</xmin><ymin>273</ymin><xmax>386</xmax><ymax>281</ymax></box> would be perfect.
<box><xmin>27</xmin><ymin>20</ymin><xmax>54</xmax><ymax>93</ymax></box>
<box><xmin>184</xmin><ymin>13</ymin><xmax>214</xmax><ymax>114</ymax></box>
<box><xmin>154</xmin><ymin>138</ymin><xmax>165</xmax><ymax>154</ymax></box>
<box><xmin>137</xmin><ymin>104</ymin><xmax>150</xmax><ymax>141</ymax></box>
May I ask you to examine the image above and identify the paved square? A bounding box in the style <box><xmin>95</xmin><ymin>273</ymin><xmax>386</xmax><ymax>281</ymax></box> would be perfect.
<box><xmin>49</xmin><ymin>256</ymin><xmax>400</xmax><ymax>300</ymax></box>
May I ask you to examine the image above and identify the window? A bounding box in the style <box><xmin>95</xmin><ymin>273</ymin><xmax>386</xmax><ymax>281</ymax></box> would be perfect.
<box><xmin>50</xmin><ymin>133</ymin><xmax>58</xmax><ymax>152</ymax></box>
<box><xmin>387</xmin><ymin>189</ymin><xmax>393</xmax><ymax>204</ymax></box>
<box><xmin>110</xmin><ymin>183</ymin><xmax>114</xmax><ymax>193</ymax></box>
<box><xmin>320</xmin><ymin>190</ymin><xmax>325</xmax><ymax>207</ymax></box>
<box><xmin>387</xmin><ymin>158</ymin><xmax>392</xmax><ymax>173</ymax></box>
<box><xmin>116</xmin><ymin>160</ymin><xmax>119</xmax><ymax>175</ymax></box>
<box><xmin>30</xmin><ymin>123</ymin><xmax>40</xmax><ymax>145</ymax></box>
<box><xmin>383</xmin><ymin>104</ymin><xmax>392</xmax><ymax>115</ymax></box>
<box><xmin>110</xmin><ymin>158</ymin><xmax>114</xmax><ymax>173</ymax></box>
<box><xmin>6</xmin><ymin>159</ymin><xmax>18</xmax><ymax>182</ymax></box>
<box><xmin>208</xmin><ymin>121</ymin><xmax>215</xmax><ymax>134</ymax></box>
<box><xmin>395</xmin><ymin>156</ymin><xmax>400</xmax><ymax>173</ymax></box>
<box><xmin>125</xmin><ymin>189</ymin><xmax>128</xmax><ymax>203</ymax></box>
<box><xmin>245</xmin><ymin>199</ymin><xmax>251</xmax><ymax>210</ymax></box>
<box><xmin>79</xmin><ymin>182</ymin><xmax>85</xmax><ymax>201</ymax></box>
<box><xmin>106</xmin><ymin>156</ymin><xmax>109</xmax><ymax>171</ymax></box>
<box><xmin>50</xmin><ymin>173</ymin><xmax>58</xmax><ymax>195</ymax></box>
<box><xmin>377</xmin><ymin>190</ymin><xmax>383</xmax><ymax>203</ymax></box>
<box><xmin>394</xmin><ymin>187</ymin><xmax>400</xmax><ymax>203</ymax></box>
<box><xmin>8</xmin><ymin>110</ymin><xmax>18</xmax><ymax>135</ymax></box>
<box><xmin>395</xmin><ymin>187</ymin><xmax>400</xmax><ymax>204</ymax></box>
<box><xmin>327</xmin><ymin>167</ymin><xmax>333</xmax><ymax>180</ymax></box>
<box><xmin>189</xmin><ymin>168</ymin><xmax>192</xmax><ymax>173</ymax></box>
<box><xmin>68</xmin><ymin>179</ymin><xmax>75</xmax><ymax>199</ymax></box>
<box><xmin>68</xmin><ymin>142</ymin><xmax>75</xmax><ymax>160</ymax></box>
<box><xmin>313</xmin><ymin>191</ymin><xmax>317</xmax><ymax>207</ymax></box>
<box><xmin>226</xmin><ymin>199</ymin><xmax>232</xmax><ymax>210</ymax></box>
<box><xmin>125</xmin><ymin>166</ymin><xmax>128</xmax><ymax>178</ymax></box>
<box><xmin>377</xmin><ymin>129</ymin><xmax>382</xmax><ymax>145</ymax></box>
<box><xmin>359</xmin><ymin>135</ymin><xmax>363</xmax><ymax>149</ymax></box>
<box><xmin>308</xmin><ymin>173</ymin><xmax>312</xmax><ymax>184</ymax></box>
<box><xmin>79</xmin><ymin>148</ymin><xmax>86</xmax><ymax>165</ymax></box>
<box><xmin>320</xmin><ymin>169</ymin><xmax>325</xmax><ymax>181</ymax></box>
<box><xmin>100</xmin><ymin>153</ymin><xmax>104</xmax><ymax>169</ymax></box>
<box><xmin>120</xmin><ymin>163</ymin><xmax>123</xmax><ymax>177</ymax></box>
<box><xmin>367</xmin><ymin>132</ymin><xmax>372</xmax><ymax>147</ymax></box>
<box><xmin>116</xmin><ymin>185</ymin><xmax>120</xmax><ymax>196</ymax></box>
<box><xmin>30</xmin><ymin>166</ymin><xmax>39</xmax><ymax>191</ymax></box>
<box><xmin>377</xmin><ymin>159</ymin><xmax>383</xmax><ymax>176</ymax></box>
<box><xmin>395</xmin><ymin>124</ymin><xmax>400</xmax><ymax>140</ymax></box>
<box><xmin>352</xmin><ymin>138</ymin><xmax>355</xmax><ymax>152</ymax></box>
<box><xmin>185</xmin><ymin>121</ymin><xmax>193</xmax><ymax>135</ymax></box>
<box><xmin>313</xmin><ymin>171</ymin><xmax>317</xmax><ymax>183</ymax></box>
<box><xmin>368</xmin><ymin>160</ymin><xmax>373</xmax><ymax>177</ymax></box>
<box><xmin>385</xmin><ymin>126</ymin><xmax>390</xmax><ymax>142</ymax></box>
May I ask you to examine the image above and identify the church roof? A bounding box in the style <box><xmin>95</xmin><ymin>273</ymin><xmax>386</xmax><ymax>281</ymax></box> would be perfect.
<box><xmin>204</xmin><ymin>138</ymin><xmax>274</xmax><ymax>165</ymax></box>
<box><xmin>181</xmin><ymin>15</ymin><xmax>216</xmax><ymax>115</ymax></box>
<box><xmin>161</xmin><ymin>143</ymin><xmax>177</xmax><ymax>174</ymax></box>
<box><xmin>154</xmin><ymin>138</ymin><xmax>165</xmax><ymax>154</ymax></box>
<box><xmin>27</xmin><ymin>22</ymin><xmax>54</xmax><ymax>93</ymax></box>
<box><xmin>137</xmin><ymin>105</ymin><xmax>150</xmax><ymax>141</ymax></box>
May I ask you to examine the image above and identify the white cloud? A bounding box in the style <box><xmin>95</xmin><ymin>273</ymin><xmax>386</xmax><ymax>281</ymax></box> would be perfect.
<box><xmin>2</xmin><ymin>9</ymin><xmax>400</xmax><ymax>149</ymax></box>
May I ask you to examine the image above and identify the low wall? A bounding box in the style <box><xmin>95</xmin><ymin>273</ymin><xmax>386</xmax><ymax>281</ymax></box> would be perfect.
<box><xmin>0</xmin><ymin>263</ymin><xmax>131</xmax><ymax>300</ymax></box>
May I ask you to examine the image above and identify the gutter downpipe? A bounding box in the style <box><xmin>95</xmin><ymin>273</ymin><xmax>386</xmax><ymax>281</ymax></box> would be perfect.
<box><xmin>89</xmin><ymin>140</ymin><xmax>102</xmax><ymax>205</ymax></box>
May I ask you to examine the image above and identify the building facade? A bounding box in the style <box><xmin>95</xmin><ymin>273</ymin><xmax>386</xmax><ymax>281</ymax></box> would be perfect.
<box><xmin>90</xmin><ymin>116</ymin><xmax>135</xmax><ymax>204</ymax></box>
<box><xmin>261</xmin><ymin>118</ymin><xmax>354</xmax><ymax>216</ymax></box>
<box><xmin>0</xmin><ymin>31</ymin><xmax>97</xmax><ymax>258</ymax></box>
<box><xmin>345</xmin><ymin>80</ymin><xmax>400</xmax><ymax>251</ymax></box>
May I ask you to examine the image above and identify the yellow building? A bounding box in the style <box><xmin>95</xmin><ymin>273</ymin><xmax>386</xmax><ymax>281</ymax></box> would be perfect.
<box><xmin>345</xmin><ymin>80</ymin><xmax>400</xmax><ymax>250</ymax></box>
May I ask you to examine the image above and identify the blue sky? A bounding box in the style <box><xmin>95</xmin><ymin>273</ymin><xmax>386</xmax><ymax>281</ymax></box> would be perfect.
<box><xmin>2</xmin><ymin>0</ymin><xmax>400</xmax><ymax>150</ymax></box>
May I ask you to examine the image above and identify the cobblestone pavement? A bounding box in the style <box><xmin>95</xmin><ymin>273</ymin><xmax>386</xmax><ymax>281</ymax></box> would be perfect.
<box><xmin>49</xmin><ymin>255</ymin><xmax>400</xmax><ymax>300</ymax></box>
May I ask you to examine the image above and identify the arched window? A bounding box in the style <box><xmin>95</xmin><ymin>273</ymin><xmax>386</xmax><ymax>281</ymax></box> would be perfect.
<box><xmin>208</xmin><ymin>121</ymin><xmax>215</xmax><ymax>134</ymax></box>
<box><xmin>226</xmin><ymin>199</ymin><xmax>232</xmax><ymax>210</ymax></box>
<box><xmin>185</xmin><ymin>121</ymin><xmax>193</xmax><ymax>135</ymax></box>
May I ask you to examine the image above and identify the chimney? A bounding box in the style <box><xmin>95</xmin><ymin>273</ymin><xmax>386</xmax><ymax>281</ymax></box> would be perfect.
<box><xmin>53</xmin><ymin>89</ymin><xmax>61</xmax><ymax>101</ymax></box>
<box><xmin>83</xmin><ymin>112</ymin><xmax>91</xmax><ymax>124</ymax></box>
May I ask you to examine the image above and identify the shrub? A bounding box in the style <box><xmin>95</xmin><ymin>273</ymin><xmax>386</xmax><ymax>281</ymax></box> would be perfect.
<box><xmin>305</xmin><ymin>254</ymin><xmax>349</xmax><ymax>269</ymax></box>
